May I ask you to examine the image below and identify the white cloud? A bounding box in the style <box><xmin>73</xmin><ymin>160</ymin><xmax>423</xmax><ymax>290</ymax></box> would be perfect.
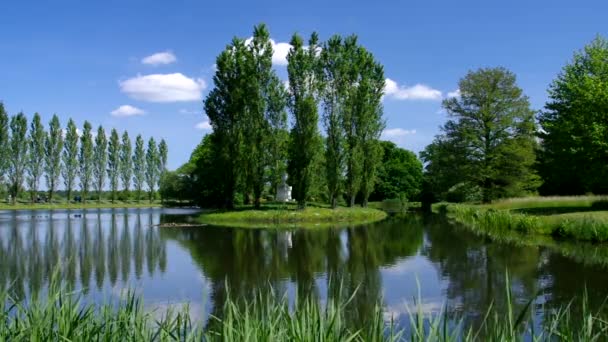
<box><xmin>381</xmin><ymin>128</ymin><xmax>416</xmax><ymax>145</ymax></box>
<box><xmin>245</xmin><ymin>37</ymin><xmax>292</xmax><ymax>66</ymax></box>
<box><xmin>195</xmin><ymin>121</ymin><xmax>212</xmax><ymax>130</ymax></box>
<box><xmin>111</xmin><ymin>105</ymin><xmax>145</xmax><ymax>117</ymax></box>
<box><xmin>384</xmin><ymin>79</ymin><xmax>442</xmax><ymax>100</ymax></box>
<box><xmin>119</xmin><ymin>73</ymin><xmax>206</xmax><ymax>102</ymax></box>
<box><xmin>179</xmin><ymin>108</ymin><xmax>199</xmax><ymax>115</ymax></box>
<box><xmin>447</xmin><ymin>89</ymin><xmax>461</xmax><ymax>98</ymax></box>
<box><xmin>141</xmin><ymin>51</ymin><xmax>177</xmax><ymax>66</ymax></box>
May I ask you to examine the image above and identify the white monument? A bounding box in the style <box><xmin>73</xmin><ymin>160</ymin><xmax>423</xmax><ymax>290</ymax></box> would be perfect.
<box><xmin>276</xmin><ymin>174</ymin><xmax>292</xmax><ymax>202</ymax></box>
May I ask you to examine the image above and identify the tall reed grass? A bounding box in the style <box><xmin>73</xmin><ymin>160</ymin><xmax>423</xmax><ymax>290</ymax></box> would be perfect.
<box><xmin>2</xmin><ymin>272</ymin><xmax>608</xmax><ymax>341</ymax></box>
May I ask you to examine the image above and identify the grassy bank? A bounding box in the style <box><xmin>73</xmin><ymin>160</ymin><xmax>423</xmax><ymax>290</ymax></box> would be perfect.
<box><xmin>1</xmin><ymin>280</ymin><xmax>607</xmax><ymax>340</ymax></box>
<box><xmin>439</xmin><ymin>196</ymin><xmax>608</xmax><ymax>242</ymax></box>
<box><xmin>0</xmin><ymin>200</ymin><xmax>162</xmax><ymax>210</ymax></box>
<box><xmin>199</xmin><ymin>206</ymin><xmax>388</xmax><ymax>228</ymax></box>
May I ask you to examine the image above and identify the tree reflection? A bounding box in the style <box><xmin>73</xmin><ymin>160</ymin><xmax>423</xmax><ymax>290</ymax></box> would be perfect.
<box><xmin>162</xmin><ymin>215</ymin><xmax>424</xmax><ymax>329</ymax></box>
<box><xmin>0</xmin><ymin>209</ymin><xmax>168</xmax><ymax>296</ymax></box>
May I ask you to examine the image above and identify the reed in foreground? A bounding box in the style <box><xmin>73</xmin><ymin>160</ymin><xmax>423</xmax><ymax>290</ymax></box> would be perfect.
<box><xmin>1</xmin><ymin>278</ymin><xmax>608</xmax><ymax>341</ymax></box>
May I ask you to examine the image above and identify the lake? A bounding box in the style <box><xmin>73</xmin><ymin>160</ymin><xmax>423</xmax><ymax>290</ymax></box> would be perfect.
<box><xmin>1</xmin><ymin>207</ymin><xmax>607</xmax><ymax>330</ymax></box>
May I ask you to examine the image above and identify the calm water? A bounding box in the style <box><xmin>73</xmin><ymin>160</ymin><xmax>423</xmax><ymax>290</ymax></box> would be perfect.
<box><xmin>1</xmin><ymin>208</ymin><xmax>608</xmax><ymax>329</ymax></box>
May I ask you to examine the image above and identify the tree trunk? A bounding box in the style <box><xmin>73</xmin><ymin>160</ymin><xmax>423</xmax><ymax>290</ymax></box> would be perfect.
<box><xmin>362</xmin><ymin>197</ymin><xmax>368</xmax><ymax>208</ymax></box>
<box><xmin>330</xmin><ymin>197</ymin><xmax>337</xmax><ymax>209</ymax></box>
<box><xmin>349</xmin><ymin>195</ymin><xmax>356</xmax><ymax>208</ymax></box>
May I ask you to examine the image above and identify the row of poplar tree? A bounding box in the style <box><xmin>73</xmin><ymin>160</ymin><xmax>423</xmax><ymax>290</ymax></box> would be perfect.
<box><xmin>0</xmin><ymin>103</ymin><xmax>168</xmax><ymax>204</ymax></box>
<box><xmin>204</xmin><ymin>24</ymin><xmax>385</xmax><ymax>209</ymax></box>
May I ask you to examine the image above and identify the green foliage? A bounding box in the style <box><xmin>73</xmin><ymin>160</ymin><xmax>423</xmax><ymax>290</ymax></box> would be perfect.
<box><xmin>132</xmin><ymin>135</ymin><xmax>146</xmax><ymax>202</ymax></box>
<box><xmin>62</xmin><ymin>118</ymin><xmax>79</xmax><ymax>201</ymax></box>
<box><xmin>422</xmin><ymin>67</ymin><xmax>539</xmax><ymax>203</ymax></box>
<box><xmin>145</xmin><ymin>137</ymin><xmax>160</xmax><ymax>202</ymax></box>
<box><xmin>79</xmin><ymin>121</ymin><xmax>94</xmax><ymax>203</ymax></box>
<box><xmin>107</xmin><ymin>128</ymin><xmax>120</xmax><ymax>202</ymax></box>
<box><xmin>287</xmin><ymin>32</ymin><xmax>322</xmax><ymax>209</ymax></box>
<box><xmin>26</xmin><ymin>113</ymin><xmax>45</xmax><ymax>202</ymax></box>
<box><xmin>370</xmin><ymin>141</ymin><xmax>422</xmax><ymax>202</ymax></box>
<box><xmin>0</xmin><ymin>103</ymin><xmax>8</xmax><ymax>182</ymax></box>
<box><xmin>538</xmin><ymin>36</ymin><xmax>608</xmax><ymax>195</ymax></box>
<box><xmin>7</xmin><ymin>113</ymin><xmax>28</xmax><ymax>203</ymax></box>
<box><xmin>44</xmin><ymin>115</ymin><xmax>63</xmax><ymax>202</ymax></box>
<box><xmin>93</xmin><ymin>126</ymin><xmax>107</xmax><ymax>203</ymax></box>
<box><xmin>120</xmin><ymin>131</ymin><xmax>133</xmax><ymax>192</ymax></box>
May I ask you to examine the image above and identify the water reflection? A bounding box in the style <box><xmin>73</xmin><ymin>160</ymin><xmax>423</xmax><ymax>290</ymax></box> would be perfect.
<box><xmin>1</xmin><ymin>209</ymin><xmax>608</xmax><ymax>332</ymax></box>
<box><xmin>0</xmin><ymin>209</ymin><xmax>167</xmax><ymax>299</ymax></box>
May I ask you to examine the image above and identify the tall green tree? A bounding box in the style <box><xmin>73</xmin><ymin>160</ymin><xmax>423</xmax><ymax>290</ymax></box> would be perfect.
<box><xmin>369</xmin><ymin>141</ymin><xmax>423</xmax><ymax>202</ymax></box>
<box><xmin>353</xmin><ymin>48</ymin><xmax>385</xmax><ymax>207</ymax></box>
<box><xmin>145</xmin><ymin>137</ymin><xmax>160</xmax><ymax>202</ymax></box>
<box><xmin>265</xmin><ymin>77</ymin><xmax>289</xmax><ymax>199</ymax></box>
<box><xmin>79</xmin><ymin>121</ymin><xmax>94</xmax><ymax>203</ymax></box>
<box><xmin>538</xmin><ymin>36</ymin><xmax>608</xmax><ymax>195</ymax></box>
<box><xmin>242</xmin><ymin>24</ymin><xmax>277</xmax><ymax>208</ymax></box>
<box><xmin>0</xmin><ymin>103</ymin><xmax>8</xmax><ymax>188</ymax></box>
<box><xmin>423</xmin><ymin>67</ymin><xmax>538</xmax><ymax>203</ymax></box>
<box><xmin>62</xmin><ymin>119</ymin><xmax>79</xmax><ymax>202</ymax></box>
<box><xmin>204</xmin><ymin>38</ymin><xmax>249</xmax><ymax>209</ymax></box>
<box><xmin>158</xmin><ymin>139</ymin><xmax>168</xmax><ymax>183</ymax></box>
<box><xmin>107</xmin><ymin>129</ymin><xmax>120</xmax><ymax>203</ymax></box>
<box><xmin>44</xmin><ymin>115</ymin><xmax>63</xmax><ymax>202</ymax></box>
<box><xmin>132</xmin><ymin>135</ymin><xmax>146</xmax><ymax>202</ymax></box>
<box><xmin>320</xmin><ymin>35</ymin><xmax>348</xmax><ymax>208</ymax></box>
<box><xmin>8</xmin><ymin>113</ymin><xmax>28</xmax><ymax>204</ymax></box>
<box><xmin>286</xmin><ymin>32</ymin><xmax>322</xmax><ymax>209</ymax></box>
<box><xmin>120</xmin><ymin>131</ymin><xmax>133</xmax><ymax>195</ymax></box>
<box><xmin>26</xmin><ymin>113</ymin><xmax>45</xmax><ymax>202</ymax></box>
<box><xmin>93</xmin><ymin>126</ymin><xmax>107</xmax><ymax>203</ymax></box>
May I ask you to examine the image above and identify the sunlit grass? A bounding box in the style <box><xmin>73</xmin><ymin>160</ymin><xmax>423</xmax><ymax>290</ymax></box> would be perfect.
<box><xmin>198</xmin><ymin>206</ymin><xmax>388</xmax><ymax>229</ymax></box>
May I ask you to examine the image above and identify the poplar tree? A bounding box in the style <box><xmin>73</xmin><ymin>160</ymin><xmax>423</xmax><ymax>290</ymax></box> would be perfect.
<box><xmin>158</xmin><ymin>139</ymin><xmax>168</xmax><ymax>203</ymax></box>
<box><xmin>286</xmin><ymin>32</ymin><xmax>322</xmax><ymax>209</ymax></box>
<box><xmin>266</xmin><ymin>76</ymin><xmax>289</xmax><ymax>198</ymax></box>
<box><xmin>62</xmin><ymin>119</ymin><xmax>79</xmax><ymax>202</ymax></box>
<box><xmin>8</xmin><ymin>113</ymin><xmax>28</xmax><ymax>204</ymax></box>
<box><xmin>93</xmin><ymin>126</ymin><xmax>107</xmax><ymax>203</ymax></box>
<box><xmin>145</xmin><ymin>137</ymin><xmax>160</xmax><ymax>202</ymax></box>
<box><xmin>120</xmin><ymin>131</ymin><xmax>133</xmax><ymax>196</ymax></box>
<box><xmin>26</xmin><ymin>113</ymin><xmax>45</xmax><ymax>202</ymax></box>
<box><xmin>79</xmin><ymin>121</ymin><xmax>94</xmax><ymax>203</ymax></box>
<box><xmin>0</xmin><ymin>103</ymin><xmax>8</xmax><ymax>187</ymax></box>
<box><xmin>204</xmin><ymin>38</ymin><xmax>248</xmax><ymax>209</ymax></box>
<box><xmin>132</xmin><ymin>135</ymin><xmax>146</xmax><ymax>202</ymax></box>
<box><xmin>45</xmin><ymin>115</ymin><xmax>63</xmax><ymax>202</ymax></box>
<box><xmin>107</xmin><ymin>128</ymin><xmax>120</xmax><ymax>203</ymax></box>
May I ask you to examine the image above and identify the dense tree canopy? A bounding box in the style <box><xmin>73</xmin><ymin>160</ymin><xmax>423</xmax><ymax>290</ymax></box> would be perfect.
<box><xmin>538</xmin><ymin>37</ymin><xmax>608</xmax><ymax>195</ymax></box>
<box><xmin>421</xmin><ymin>67</ymin><xmax>539</xmax><ymax>203</ymax></box>
<box><xmin>369</xmin><ymin>141</ymin><xmax>422</xmax><ymax>202</ymax></box>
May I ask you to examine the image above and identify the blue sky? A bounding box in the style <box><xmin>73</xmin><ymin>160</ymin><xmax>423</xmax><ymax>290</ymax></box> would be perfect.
<box><xmin>1</xmin><ymin>0</ymin><xmax>606</xmax><ymax>169</ymax></box>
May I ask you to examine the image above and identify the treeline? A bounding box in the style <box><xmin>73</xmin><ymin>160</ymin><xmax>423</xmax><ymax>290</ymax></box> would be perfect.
<box><xmin>422</xmin><ymin>36</ymin><xmax>608</xmax><ymax>203</ymax></box>
<box><xmin>184</xmin><ymin>24</ymin><xmax>386</xmax><ymax>209</ymax></box>
<box><xmin>0</xmin><ymin>104</ymin><xmax>168</xmax><ymax>204</ymax></box>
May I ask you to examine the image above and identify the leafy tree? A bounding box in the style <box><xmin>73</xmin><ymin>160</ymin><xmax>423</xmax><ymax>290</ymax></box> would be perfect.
<box><xmin>287</xmin><ymin>32</ymin><xmax>322</xmax><ymax>209</ymax></box>
<box><xmin>538</xmin><ymin>36</ymin><xmax>608</xmax><ymax>195</ymax></box>
<box><xmin>158</xmin><ymin>139</ymin><xmax>168</xmax><ymax>192</ymax></box>
<box><xmin>145</xmin><ymin>137</ymin><xmax>160</xmax><ymax>202</ymax></box>
<box><xmin>107</xmin><ymin>129</ymin><xmax>120</xmax><ymax>202</ymax></box>
<box><xmin>93</xmin><ymin>126</ymin><xmax>107</xmax><ymax>203</ymax></box>
<box><xmin>62</xmin><ymin>119</ymin><xmax>79</xmax><ymax>202</ymax></box>
<box><xmin>79</xmin><ymin>121</ymin><xmax>94</xmax><ymax>203</ymax></box>
<box><xmin>132</xmin><ymin>135</ymin><xmax>146</xmax><ymax>202</ymax></box>
<box><xmin>422</xmin><ymin>67</ymin><xmax>538</xmax><ymax>203</ymax></box>
<box><xmin>44</xmin><ymin>115</ymin><xmax>63</xmax><ymax>202</ymax></box>
<box><xmin>265</xmin><ymin>78</ymin><xmax>289</xmax><ymax>199</ymax></box>
<box><xmin>26</xmin><ymin>113</ymin><xmax>45</xmax><ymax>202</ymax></box>
<box><xmin>369</xmin><ymin>141</ymin><xmax>423</xmax><ymax>201</ymax></box>
<box><xmin>8</xmin><ymin>113</ymin><xmax>28</xmax><ymax>204</ymax></box>
<box><xmin>120</xmin><ymin>131</ymin><xmax>133</xmax><ymax>195</ymax></box>
<box><xmin>320</xmin><ymin>35</ymin><xmax>348</xmax><ymax>208</ymax></box>
<box><xmin>204</xmin><ymin>38</ymin><xmax>249</xmax><ymax>209</ymax></box>
<box><xmin>351</xmin><ymin>45</ymin><xmax>385</xmax><ymax>207</ymax></box>
<box><xmin>0</xmin><ymin>103</ymin><xmax>8</xmax><ymax>187</ymax></box>
<box><xmin>181</xmin><ymin>134</ymin><xmax>223</xmax><ymax>207</ymax></box>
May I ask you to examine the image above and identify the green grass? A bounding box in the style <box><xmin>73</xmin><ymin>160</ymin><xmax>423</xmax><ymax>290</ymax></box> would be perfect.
<box><xmin>1</xmin><ymin>275</ymin><xmax>608</xmax><ymax>341</ymax></box>
<box><xmin>0</xmin><ymin>200</ymin><xmax>162</xmax><ymax>210</ymax></box>
<box><xmin>438</xmin><ymin>196</ymin><xmax>608</xmax><ymax>242</ymax></box>
<box><xmin>198</xmin><ymin>206</ymin><xmax>388</xmax><ymax>229</ymax></box>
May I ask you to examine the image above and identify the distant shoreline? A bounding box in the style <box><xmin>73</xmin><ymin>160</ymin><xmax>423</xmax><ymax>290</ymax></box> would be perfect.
<box><xmin>0</xmin><ymin>202</ymin><xmax>163</xmax><ymax>211</ymax></box>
